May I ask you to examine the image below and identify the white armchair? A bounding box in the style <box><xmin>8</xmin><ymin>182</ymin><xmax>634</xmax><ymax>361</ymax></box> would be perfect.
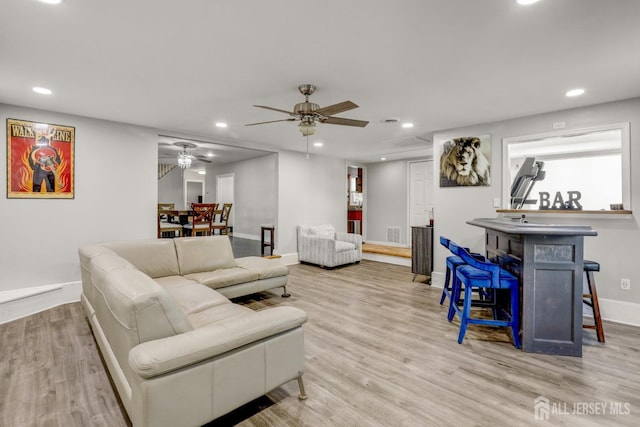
<box><xmin>297</xmin><ymin>224</ymin><xmax>362</xmax><ymax>268</ymax></box>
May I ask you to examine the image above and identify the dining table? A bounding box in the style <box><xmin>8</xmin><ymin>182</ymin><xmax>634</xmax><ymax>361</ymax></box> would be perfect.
<box><xmin>159</xmin><ymin>208</ymin><xmax>223</xmax><ymax>225</ymax></box>
<box><xmin>158</xmin><ymin>209</ymin><xmax>193</xmax><ymax>225</ymax></box>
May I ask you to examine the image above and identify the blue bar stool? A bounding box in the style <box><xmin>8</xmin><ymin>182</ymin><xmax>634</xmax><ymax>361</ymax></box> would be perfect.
<box><xmin>438</xmin><ymin>237</ymin><xmax>466</xmax><ymax>305</ymax></box>
<box><xmin>439</xmin><ymin>237</ymin><xmax>487</xmax><ymax>306</ymax></box>
<box><xmin>448</xmin><ymin>242</ymin><xmax>521</xmax><ymax>348</ymax></box>
<box><xmin>583</xmin><ymin>260</ymin><xmax>605</xmax><ymax>343</ymax></box>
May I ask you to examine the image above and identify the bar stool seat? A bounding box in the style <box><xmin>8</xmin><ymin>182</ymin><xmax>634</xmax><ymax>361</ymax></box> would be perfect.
<box><xmin>583</xmin><ymin>260</ymin><xmax>605</xmax><ymax>343</ymax></box>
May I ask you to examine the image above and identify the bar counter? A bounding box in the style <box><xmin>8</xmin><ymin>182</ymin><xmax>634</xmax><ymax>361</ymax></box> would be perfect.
<box><xmin>467</xmin><ymin>217</ymin><xmax>597</xmax><ymax>356</ymax></box>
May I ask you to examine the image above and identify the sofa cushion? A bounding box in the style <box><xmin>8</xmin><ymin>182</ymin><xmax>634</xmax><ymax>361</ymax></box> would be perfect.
<box><xmin>78</xmin><ymin>244</ymin><xmax>118</xmax><ymax>272</ymax></box>
<box><xmin>95</xmin><ymin>265</ymin><xmax>194</xmax><ymax>344</ymax></box>
<box><xmin>90</xmin><ymin>253</ymin><xmax>136</xmax><ymax>297</ymax></box>
<box><xmin>174</xmin><ymin>236</ymin><xmax>236</xmax><ymax>275</ymax></box>
<box><xmin>184</xmin><ymin>267</ymin><xmax>259</xmax><ymax>289</ymax></box>
<box><xmin>335</xmin><ymin>240</ymin><xmax>356</xmax><ymax>253</ymax></box>
<box><xmin>235</xmin><ymin>257</ymin><xmax>289</xmax><ymax>280</ymax></box>
<box><xmin>104</xmin><ymin>239</ymin><xmax>181</xmax><ymax>278</ymax></box>
<box><xmin>186</xmin><ymin>303</ymin><xmax>254</xmax><ymax>329</ymax></box>
<box><xmin>155</xmin><ymin>277</ymin><xmax>231</xmax><ymax>317</ymax></box>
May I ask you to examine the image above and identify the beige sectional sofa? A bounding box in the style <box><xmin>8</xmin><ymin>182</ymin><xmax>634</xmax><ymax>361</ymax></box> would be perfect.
<box><xmin>78</xmin><ymin>236</ymin><xmax>307</xmax><ymax>427</ymax></box>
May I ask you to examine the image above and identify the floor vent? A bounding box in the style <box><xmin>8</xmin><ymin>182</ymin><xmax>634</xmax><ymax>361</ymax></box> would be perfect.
<box><xmin>386</xmin><ymin>226</ymin><xmax>401</xmax><ymax>243</ymax></box>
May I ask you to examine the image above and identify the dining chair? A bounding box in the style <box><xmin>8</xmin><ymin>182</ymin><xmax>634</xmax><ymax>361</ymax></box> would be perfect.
<box><xmin>182</xmin><ymin>203</ymin><xmax>217</xmax><ymax>236</ymax></box>
<box><xmin>212</xmin><ymin>203</ymin><xmax>232</xmax><ymax>235</ymax></box>
<box><xmin>157</xmin><ymin>212</ymin><xmax>183</xmax><ymax>238</ymax></box>
<box><xmin>157</xmin><ymin>203</ymin><xmax>175</xmax><ymax>223</ymax></box>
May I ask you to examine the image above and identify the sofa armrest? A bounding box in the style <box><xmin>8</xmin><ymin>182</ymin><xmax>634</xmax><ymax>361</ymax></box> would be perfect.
<box><xmin>336</xmin><ymin>232</ymin><xmax>362</xmax><ymax>251</ymax></box>
<box><xmin>128</xmin><ymin>306</ymin><xmax>307</xmax><ymax>379</ymax></box>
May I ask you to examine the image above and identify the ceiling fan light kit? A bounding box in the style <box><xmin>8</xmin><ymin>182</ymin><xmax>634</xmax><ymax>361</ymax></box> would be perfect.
<box><xmin>298</xmin><ymin>118</ymin><xmax>317</xmax><ymax>136</ymax></box>
<box><xmin>246</xmin><ymin>84</ymin><xmax>369</xmax><ymax>138</ymax></box>
<box><xmin>174</xmin><ymin>141</ymin><xmax>197</xmax><ymax>169</ymax></box>
<box><xmin>178</xmin><ymin>152</ymin><xmax>192</xmax><ymax>169</ymax></box>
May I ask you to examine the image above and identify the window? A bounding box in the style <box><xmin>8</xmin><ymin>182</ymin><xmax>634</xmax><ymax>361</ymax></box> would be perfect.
<box><xmin>502</xmin><ymin>123</ymin><xmax>630</xmax><ymax>211</ymax></box>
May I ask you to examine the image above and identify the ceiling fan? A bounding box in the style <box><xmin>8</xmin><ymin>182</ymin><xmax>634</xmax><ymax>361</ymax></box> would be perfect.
<box><xmin>246</xmin><ymin>84</ymin><xmax>369</xmax><ymax>136</ymax></box>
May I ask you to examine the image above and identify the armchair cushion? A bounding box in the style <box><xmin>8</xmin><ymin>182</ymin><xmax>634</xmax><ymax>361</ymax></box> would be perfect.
<box><xmin>301</xmin><ymin>224</ymin><xmax>335</xmax><ymax>238</ymax></box>
<box><xmin>335</xmin><ymin>241</ymin><xmax>356</xmax><ymax>253</ymax></box>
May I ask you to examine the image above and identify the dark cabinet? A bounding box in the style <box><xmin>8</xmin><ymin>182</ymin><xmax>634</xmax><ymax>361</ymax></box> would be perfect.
<box><xmin>411</xmin><ymin>226</ymin><xmax>433</xmax><ymax>282</ymax></box>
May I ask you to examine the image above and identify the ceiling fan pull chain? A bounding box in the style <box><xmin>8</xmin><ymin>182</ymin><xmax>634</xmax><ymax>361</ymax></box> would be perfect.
<box><xmin>306</xmin><ymin>136</ymin><xmax>310</xmax><ymax>159</ymax></box>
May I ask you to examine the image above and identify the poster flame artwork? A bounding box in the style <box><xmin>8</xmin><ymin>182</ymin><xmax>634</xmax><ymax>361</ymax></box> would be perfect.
<box><xmin>7</xmin><ymin>118</ymin><xmax>75</xmax><ymax>199</ymax></box>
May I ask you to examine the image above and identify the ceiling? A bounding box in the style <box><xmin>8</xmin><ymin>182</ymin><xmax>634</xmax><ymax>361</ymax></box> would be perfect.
<box><xmin>2</xmin><ymin>0</ymin><xmax>640</xmax><ymax>164</ymax></box>
<box><xmin>158</xmin><ymin>135</ymin><xmax>274</xmax><ymax>168</ymax></box>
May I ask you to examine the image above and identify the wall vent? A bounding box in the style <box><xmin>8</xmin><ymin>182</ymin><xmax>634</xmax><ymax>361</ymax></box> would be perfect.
<box><xmin>386</xmin><ymin>226</ymin><xmax>401</xmax><ymax>243</ymax></box>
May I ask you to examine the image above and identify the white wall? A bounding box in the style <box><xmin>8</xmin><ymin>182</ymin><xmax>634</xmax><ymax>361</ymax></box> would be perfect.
<box><xmin>0</xmin><ymin>104</ymin><xmax>158</xmax><ymax>292</ymax></box>
<box><xmin>206</xmin><ymin>153</ymin><xmax>278</xmax><ymax>239</ymax></box>
<box><xmin>366</xmin><ymin>160</ymin><xmax>409</xmax><ymax>245</ymax></box>
<box><xmin>432</xmin><ymin>97</ymin><xmax>640</xmax><ymax>318</ymax></box>
<box><xmin>277</xmin><ymin>151</ymin><xmax>347</xmax><ymax>255</ymax></box>
<box><xmin>158</xmin><ymin>166</ymin><xmax>184</xmax><ymax>208</ymax></box>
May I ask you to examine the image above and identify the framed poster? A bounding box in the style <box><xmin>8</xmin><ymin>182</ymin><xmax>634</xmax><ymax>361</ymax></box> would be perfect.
<box><xmin>7</xmin><ymin>119</ymin><xmax>75</xmax><ymax>199</ymax></box>
<box><xmin>439</xmin><ymin>134</ymin><xmax>491</xmax><ymax>187</ymax></box>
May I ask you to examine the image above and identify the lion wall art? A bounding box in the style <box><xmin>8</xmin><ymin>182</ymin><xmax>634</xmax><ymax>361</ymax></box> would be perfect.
<box><xmin>439</xmin><ymin>135</ymin><xmax>491</xmax><ymax>187</ymax></box>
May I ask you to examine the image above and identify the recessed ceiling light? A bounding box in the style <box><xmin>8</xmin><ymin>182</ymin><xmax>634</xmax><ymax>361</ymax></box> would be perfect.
<box><xmin>313</xmin><ymin>142</ymin><xmax>323</xmax><ymax>147</ymax></box>
<box><xmin>206</xmin><ymin>153</ymin><xmax>214</xmax><ymax>157</ymax></box>
<box><xmin>402</xmin><ymin>123</ymin><xmax>414</xmax><ymax>128</ymax></box>
<box><xmin>215</xmin><ymin>122</ymin><xmax>227</xmax><ymax>128</ymax></box>
<box><xmin>197</xmin><ymin>170</ymin><xmax>206</xmax><ymax>175</ymax></box>
<box><xmin>566</xmin><ymin>88</ymin><xmax>585</xmax><ymax>97</ymax></box>
<box><xmin>32</xmin><ymin>86</ymin><xmax>52</xmax><ymax>95</ymax></box>
<box><xmin>39</xmin><ymin>0</ymin><xmax>63</xmax><ymax>4</ymax></box>
<box><xmin>517</xmin><ymin>0</ymin><xmax>540</xmax><ymax>5</ymax></box>
<box><xmin>380</xmin><ymin>157</ymin><xmax>387</xmax><ymax>161</ymax></box>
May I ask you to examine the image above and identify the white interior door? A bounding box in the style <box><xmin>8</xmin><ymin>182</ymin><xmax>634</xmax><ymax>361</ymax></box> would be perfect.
<box><xmin>409</xmin><ymin>160</ymin><xmax>433</xmax><ymax>227</ymax></box>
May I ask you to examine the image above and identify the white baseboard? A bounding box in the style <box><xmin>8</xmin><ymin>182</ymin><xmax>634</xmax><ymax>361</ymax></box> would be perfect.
<box><xmin>430</xmin><ymin>271</ymin><xmax>445</xmax><ymax>288</ymax></box>
<box><xmin>231</xmin><ymin>233</ymin><xmax>260</xmax><ymax>241</ymax></box>
<box><xmin>599</xmin><ymin>298</ymin><xmax>640</xmax><ymax>327</ymax></box>
<box><xmin>276</xmin><ymin>252</ymin><xmax>299</xmax><ymax>266</ymax></box>
<box><xmin>362</xmin><ymin>252</ymin><xmax>411</xmax><ymax>267</ymax></box>
<box><xmin>0</xmin><ymin>281</ymin><xmax>81</xmax><ymax>325</ymax></box>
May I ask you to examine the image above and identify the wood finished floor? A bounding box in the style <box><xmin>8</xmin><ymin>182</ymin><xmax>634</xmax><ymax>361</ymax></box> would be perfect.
<box><xmin>2</xmin><ymin>260</ymin><xmax>640</xmax><ymax>426</ymax></box>
<box><xmin>362</xmin><ymin>243</ymin><xmax>411</xmax><ymax>258</ymax></box>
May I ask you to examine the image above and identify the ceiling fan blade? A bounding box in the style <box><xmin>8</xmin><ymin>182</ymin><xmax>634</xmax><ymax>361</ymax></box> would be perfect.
<box><xmin>321</xmin><ymin>116</ymin><xmax>369</xmax><ymax>127</ymax></box>
<box><xmin>194</xmin><ymin>156</ymin><xmax>212</xmax><ymax>163</ymax></box>
<box><xmin>316</xmin><ymin>101</ymin><xmax>358</xmax><ymax>117</ymax></box>
<box><xmin>245</xmin><ymin>118</ymin><xmax>296</xmax><ymax>126</ymax></box>
<box><xmin>253</xmin><ymin>105</ymin><xmax>296</xmax><ymax>115</ymax></box>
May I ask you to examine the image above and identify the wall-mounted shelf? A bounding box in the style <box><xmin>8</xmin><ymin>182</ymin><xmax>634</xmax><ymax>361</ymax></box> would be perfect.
<box><xmin>496</xmin><ymin>209</ymin><xmax>632</xmax><ymax>217</ymax></box>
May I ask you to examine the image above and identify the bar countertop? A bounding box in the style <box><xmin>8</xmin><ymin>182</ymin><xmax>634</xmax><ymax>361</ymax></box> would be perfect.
<box><xmin>467</xmin><ymin>217</ymin><xmax>598</xmax><ymax>236</ymax></box>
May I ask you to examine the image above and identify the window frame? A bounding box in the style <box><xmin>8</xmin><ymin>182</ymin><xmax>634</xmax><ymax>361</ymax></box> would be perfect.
<box><xmin>501</xmin><ymin>122</ymin><xmax>631</xmax><ymax>212</ymax></box>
